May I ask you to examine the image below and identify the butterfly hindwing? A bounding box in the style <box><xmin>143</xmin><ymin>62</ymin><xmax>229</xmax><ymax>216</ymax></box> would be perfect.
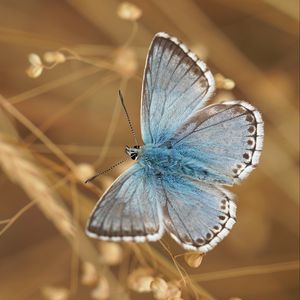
<box><xmin>166</xmin><ymin>101</ymin><xmax>264</xmax><ymax>185</ymax></box>
<box><xmin>141</xmin><ymin>32</ymin><xmax>215</xmax><ymax>145</ymax></box>
<box><xmin>86</xmin><ymin>164</ymin><xmax>164</xmax><ymax>242</ymax></box>
<box><xmin>160</xmin><ymin>175</ymin><xmax>236</xmax><ymax>252</ymax></box>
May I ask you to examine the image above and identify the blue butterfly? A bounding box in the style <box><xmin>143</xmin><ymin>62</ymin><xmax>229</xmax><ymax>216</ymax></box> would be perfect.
<box><xmin>86</xmin><ymin>32</ymin><xmax>264</xmax><ymax>253</ymax></box>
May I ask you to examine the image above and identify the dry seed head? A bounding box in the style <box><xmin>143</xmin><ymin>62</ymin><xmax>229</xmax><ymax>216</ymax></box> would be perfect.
<box><xmin>44</xmin><ymin>51</ymin><xmax>66</xmax><ymax>64</ymax></box>
<box><xmin>27</xmin><ymin>53</ymin><xmax>43</xmax><ymax>78</ymax></box>
<box><xmin>114</xmin><ymin>48</ymin><xmax>138</xmax><ymax>78</ymax></box>
<box><xmin>128</xmin><ymin>267</ymin><xmax>155</xmax><ymax>293</ymax></box>
<box><xmin>26</xmin><ymin>64</ymin><xmax>43</xmax><ymax>78</ymax></box>
<box><xmin>41</xmin><ymin>286</ymin><xmax>70</xmax><ymax>300</ymax></box>
<box><xmin>74</xmin><ymin>163</ymin><xmax>95</xmax><ymax>182</ymax></box>
<box><xmin>90</xmin><ymin>276</ymin><xmax>110</xmax><ymax>300</ymax></box>
<box><xmin>98</xmin><ymin>241</ymin><xmax>123</xmax><ymax>266</ymax></box>
<box><xmin>81</xmin><ymin>261</ymin><xmax>98</xmax><ymax>286</ymax></box>
<box><xmin>151</xmin><ymin>277</ymin><xmax>169</xmax><ymax>300</ymax></box>
<box><xmin>28</xmin><ymin>53</ymin><xmax>42</xmax><ymax>66</ymax></box>
<box><xmin>184</xmin><ymin>252</ymin><xmax>204</xmax><ymax>268</ymax></box>
<box><xmin>215</xmin><ymin>73</ymin><xmax>235</xmax><ymax>90</ymax></box>
<box><xmin>117</xmin><ymin>2</ymin><xmax>142</xmax><ymax>21</ymax></box>
<box><xmin>167</xmin><ymin>281</ymin><xmax>182</xmax><ymax>299</ymax></box>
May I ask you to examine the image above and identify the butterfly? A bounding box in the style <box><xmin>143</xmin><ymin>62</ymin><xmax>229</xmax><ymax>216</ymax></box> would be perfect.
<box><xmin>86</xmin><ymin>32</ymin><xmax>264</xmax><ymax>253</ymax></box>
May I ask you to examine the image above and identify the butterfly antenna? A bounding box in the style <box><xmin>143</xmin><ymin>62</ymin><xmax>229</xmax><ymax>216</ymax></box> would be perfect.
<box><xmin>85</xmin><ymin>158</ymin><xmax>129</xmax><ymax>183</ymax></box>
<box><xmin>118</xmin><ymin>90</ymin><xmax>139</xmax><ymax>145</ymax></box>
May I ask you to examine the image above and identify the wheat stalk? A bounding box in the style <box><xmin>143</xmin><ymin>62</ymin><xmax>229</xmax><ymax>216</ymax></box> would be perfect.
<box><xmin>0</xmin><ymin>104</ymin><xmax>129</xmax><ymax>300</ymax></box>
<box><xmin>0</xmin><ymin>134</ymin><xmax>75</xmax><ymax>239</ymax></box>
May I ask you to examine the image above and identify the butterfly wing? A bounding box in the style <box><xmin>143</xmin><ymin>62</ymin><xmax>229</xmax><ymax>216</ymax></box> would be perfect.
<box><xmin>141</xmin><ymin>32</ymin><xmax>215</xmax><ymax>145</ymax></box>
<box><xmin>86</xmin><ymin>164</ymin><xmax>164</xmax><ymax>241</ymax></box>
<box><xmin>160</xmin><ymin>175</ymin><xmax>236</xmax><ymax>253</ymax></box>
<box><xmin>166</xmin><ymin>101</ymin><xmax>264</xmax><ymax>185</ymax></box>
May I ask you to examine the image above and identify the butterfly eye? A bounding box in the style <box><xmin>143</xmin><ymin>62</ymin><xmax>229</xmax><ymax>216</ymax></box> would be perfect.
<box><xmin>131</xmin><ymin>153</ymin><xmax>138</xmax><ymax>160</ymax></box>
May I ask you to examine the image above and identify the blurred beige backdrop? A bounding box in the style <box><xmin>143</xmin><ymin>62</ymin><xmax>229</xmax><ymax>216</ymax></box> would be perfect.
<box><xmin>0</xmin><ymin>1</ymin><xmax>299</xmax><ymax>300</ymax></box>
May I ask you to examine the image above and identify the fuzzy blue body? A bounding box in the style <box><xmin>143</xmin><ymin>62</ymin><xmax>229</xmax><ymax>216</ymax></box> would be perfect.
<box><xmin>138</xmin><ymin>144</ymin><xmax>195</xmax><ymax>176</ymax></box>
<box><xmin>136</xmin><ymin>144</ymin><xmax>230</xmax><ymax>184</ymax></box>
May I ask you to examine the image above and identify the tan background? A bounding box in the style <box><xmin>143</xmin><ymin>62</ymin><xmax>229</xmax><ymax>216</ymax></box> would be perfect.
<box><xmin>0</xmin><ymin>1</ymin><xmax>299</xmax><ymax>300</ymax></box>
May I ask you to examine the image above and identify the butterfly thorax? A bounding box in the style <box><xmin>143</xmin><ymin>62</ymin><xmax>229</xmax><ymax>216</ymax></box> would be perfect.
<box><xmin>136</xmin><ymin>144</ymin><xmax>188</xmax><ymax>177</ymax></box>
<box><xmin>132</xmin><ymin>144</ymin><xmax>229</xmax><ymax>183</ymax></box>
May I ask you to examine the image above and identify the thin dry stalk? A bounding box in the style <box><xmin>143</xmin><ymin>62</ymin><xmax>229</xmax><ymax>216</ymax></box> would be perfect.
<box><xmin>70</xmin><ymin>181</ymin><xmax>80</xmax><ymax>295</ymax></box>
<box><xmin>0</xmin><ymin>133</ymin><xmax>75</xmax><ymax>239</ymax></box>
<box><xmin>0</xmin><ymin>26</ymin><xmax>63</xmax><ymax>48</ymax></box>
<box><xmin>191</xmin><ymin>260</ymin><xmax>300</xmax><ymax>282</ymax></box>
<box><xmin>32</xmin><ymin>143</ymin><xmax>123</xmax><ymax>157</ymax></box>
<box><xmin>0</xmin><ymin>95</ymin><xmax>76</xmax><ymax>171</ymax></box>
<box><xmin>9</xmin><ymin>66</ymin><xmax>100</xmax><ymax>104</ymax></box>
<box><xmin>0</xmin><ymin>219</ymin><xmax>10</xmax><ymax>225</ymax></box>
<box><xmin>24</xmin><ymin>74</ymin><xmax>118</xmax><ymax>145</ymax></box>
<box><xmin>139</xmin><ymin>244</ymin><xmax>215</xmax><ymax>300</ymax></box>
<box><xmin>0</xmin><ymin>121</ymin><xmax>129</xmax><ymax>300</ymax></box>
<box><xmin>0</xmin><ymin>201</ymin><xmax>35</xmax><ymax>236</ymax></box>
<box><xmin>94</xmin><ymin>78</ymin><xmax>128</xmax><ymax>167</ymax></box>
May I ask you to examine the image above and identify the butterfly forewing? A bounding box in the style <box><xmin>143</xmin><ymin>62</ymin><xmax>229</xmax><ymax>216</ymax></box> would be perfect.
<box><xmin>141</xmin><ymin>32</ymin><xmax>215</xmax><ymax>145</ymax></box>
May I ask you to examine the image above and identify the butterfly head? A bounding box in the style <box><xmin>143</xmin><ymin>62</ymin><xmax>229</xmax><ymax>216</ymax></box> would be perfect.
<box><xmin>125</xmin><ymin>145</ymin><xmax>141</xmax><ymax>160</ymax></box>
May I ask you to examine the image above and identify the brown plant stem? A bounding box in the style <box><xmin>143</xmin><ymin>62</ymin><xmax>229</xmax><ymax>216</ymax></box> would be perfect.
<box><xmin>191</xmin><ymin>260</ymin><xmax>299</xmax><ymax>282</ymax></box>
<box><xmin>0</xmin><ymin>100</ymin><xmax>129</xmax><ymax>300</ymax></box>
